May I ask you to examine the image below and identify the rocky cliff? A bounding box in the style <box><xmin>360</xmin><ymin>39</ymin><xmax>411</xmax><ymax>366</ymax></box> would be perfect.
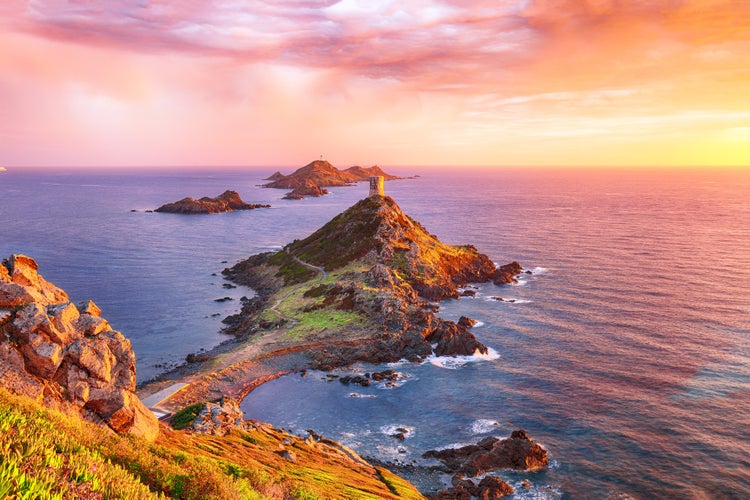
<box><xmin>155</xmin><ymin>189</ymin><xmax>270</xmax><ymax>214</ymax></box>
<box><xmin>0</xmin><ymin>254</ymin><xmax>158</xmax><ymax>440</ymax></box>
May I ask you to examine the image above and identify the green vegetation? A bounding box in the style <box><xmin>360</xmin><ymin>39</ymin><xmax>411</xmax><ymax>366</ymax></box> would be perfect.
<box><xmin>288</xmin><ymin>197</ymin><xmax>383</xmax><ymax>271</ymax></box>
<box><xmin>267</xmin><ymin>252</ymin><xmax>317</xmax><ymax>286</ymax></box>
<box><xmin>286</xmin><ymin>309</ymin><xmax>369</xmax><ymax>340</ymax></box>
<box><xmin>0</xmin><ymin>388</ymin><xmax>423</xmax><ymax>499</ymax></box>
<box><xmin>170</xmin><ymin>402</ymin><xmax>206</xmax><ymax>430</ymax></box>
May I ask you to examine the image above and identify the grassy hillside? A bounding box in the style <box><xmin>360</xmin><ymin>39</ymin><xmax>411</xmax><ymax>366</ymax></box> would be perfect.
<box><xmin>0</xmin><ymin>389</ymin><xmax>423</xmax><ymax>499</ymax></box>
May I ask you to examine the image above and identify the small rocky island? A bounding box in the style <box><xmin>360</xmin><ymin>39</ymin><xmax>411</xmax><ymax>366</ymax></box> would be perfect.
<box><xmin>155</xmin><ymin>189</ymin><xmax>270</xmax><ymax>214</ymax></box>
<box><xmin>265</xmin><ymin>159</ymin><xmax>401</xmax><ymax>199</ymax></box>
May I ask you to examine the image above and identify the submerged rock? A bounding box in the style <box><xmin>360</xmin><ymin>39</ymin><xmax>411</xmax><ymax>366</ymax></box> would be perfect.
<box><xmin>0</xmin><ymin>254</ymin><xmax>158</xmax><ymax>441</ymax></box>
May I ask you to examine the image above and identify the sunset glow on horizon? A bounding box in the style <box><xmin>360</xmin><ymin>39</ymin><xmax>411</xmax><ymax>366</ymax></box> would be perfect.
<box><xmin>1</xmin><ymin>1</ymin><xmax>749</xmax><ymax>168</ymax></box>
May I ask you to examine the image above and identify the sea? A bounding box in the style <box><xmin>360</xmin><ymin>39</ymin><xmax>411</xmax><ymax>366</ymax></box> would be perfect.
<box><xmin>1</xmin><ymin>166</ymin><xmax>748</xmax><ymax>498</ymax></box>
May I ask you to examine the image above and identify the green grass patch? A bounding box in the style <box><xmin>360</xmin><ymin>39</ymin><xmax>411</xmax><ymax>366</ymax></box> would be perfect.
<box><xmin>286</xmin><ymin>309</ymin><xmax>368</xmax><ymax>339</ymax></box>
<box><xmin>170</xmin><ymin>402</ymin><xmax>206</xmax><ymax>430</ymax></box>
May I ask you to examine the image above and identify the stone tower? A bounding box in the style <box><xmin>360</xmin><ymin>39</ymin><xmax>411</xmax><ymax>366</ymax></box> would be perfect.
<box><xmin>369</xmin><ymin>176</ymin><xmax>385</xmax><ymax>197</ymax></box>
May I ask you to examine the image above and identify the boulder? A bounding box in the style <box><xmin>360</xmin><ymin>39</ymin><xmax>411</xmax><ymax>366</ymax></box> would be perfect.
<box><xmin>427</xmin><ymin>320</ymin><xmax>487</xmax><ymax>357</ymax></box>
<box><xmin>423</xmin><ymin>429</ymin><xmax>547</xmax><ymax>476</ymax></box>
<box><xmin>493</xmin><ymin>261</ymin><xmax>522</xmax><ymax>285</ymax></box>
<box><xmin>457</xmin><ymin>316</ymin><xmax>477</xmax><ymax>328</ymax></box>
<box><xmin>192</xmin><ymin>398</ymin><xmax>246</xmax><ymax>436</ymax></box>
<box><xmin>0</xmin><ymin>254</ymin><xmax>158</xmax><ymax>441</ymax></box>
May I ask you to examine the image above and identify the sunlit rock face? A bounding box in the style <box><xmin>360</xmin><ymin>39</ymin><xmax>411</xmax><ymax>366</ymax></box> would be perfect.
<box><xmin>0</xmin><ymin>254</ymin><xmax>158</xmax><ymax>441</ymax></box>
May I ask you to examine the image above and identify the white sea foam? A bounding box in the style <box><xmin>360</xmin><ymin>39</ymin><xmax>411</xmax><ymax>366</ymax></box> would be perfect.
<box><xmin>428</xmin><ymin>347</ymin><xmax>500</xmax><ymax>369</ymax></box>
<box><xmin>348</xmin><ymin>393</ymin><xmax>377</xmax><ymax>398</ymax></box>
<box><xmin>380</xmin><ymin>424</ymin><xmax>416</xmax><ymax>436</ymax></box>
<box><xmin>470</xmin><ymin>418</ymin><xmax>502</xmax><ymax>434</ymax></box>
<box><xmin>473</xmin><ymin>321</ymin><xmax>485</xmax><ymax>327</ymax></box>
<box><xmin>484</xmin><ymin>297</ymin><xmax>531</xmax><ymax>304</ymax></box>
<box><xmin>531</xmin><ymin>266</ymin><xmax>549</xmax><ymax>275</ymax></box>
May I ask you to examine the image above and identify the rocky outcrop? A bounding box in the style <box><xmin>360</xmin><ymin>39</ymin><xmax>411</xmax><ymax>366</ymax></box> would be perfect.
<box><xmin>0</xmin><ymin>254</ymin><xmax>158</xmax><ymax>441</ymax></box>
<box><xmin>264</xmin><ymin>160</ymin><xmax>402</xmax><ymax>198</ymax></box>
<box><xmin>423</xmin><ymin>429</ymin><xmax>547</xmax><ymax>476</ymax></box>
<box><xmin>191</xmin><ymin>398</ymin><xmax>247</xmax><ymax>436</ymax></box>
<box><xmin>155</xmin><ymin>190</ymin><xmax>270</xmax><ymax>214</ymax></box>
<box><xmin>428</xmin><ymin>475</ymin><xmax>515</xmax><ymax>499</ymax></box>
<box><xmin>282</xmin><ymin>180</ymin><xmax>329</xmax><ymax>200</ymax></box>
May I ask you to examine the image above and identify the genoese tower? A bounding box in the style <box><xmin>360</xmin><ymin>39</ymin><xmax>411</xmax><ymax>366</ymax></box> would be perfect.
<box><xmin>369</xmin><ymin>176</ymin><xmax>385</xmax><ymax>197</ymax></box>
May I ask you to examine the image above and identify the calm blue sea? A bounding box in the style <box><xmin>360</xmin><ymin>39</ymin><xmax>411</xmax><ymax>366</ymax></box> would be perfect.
<box><xmin>1</xmin><ymin>167</ymin><xmax>749</xmax><ymax>498</ymax></box>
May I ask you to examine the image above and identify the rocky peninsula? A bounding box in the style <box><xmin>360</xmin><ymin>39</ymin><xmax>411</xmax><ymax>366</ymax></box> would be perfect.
<box><xmin>264</xmin><ymin>159</ymin><xmax>401</xmax><ymax>199</ymax></box>
<box><xmin>133</xmin><ymin>190</ymin><xmax>540</xmax><ymax>497</ymax></box>
<box><xmin>155</xmin><ymin>189</ymin><xmax>270</xmax><ymax>214</ymax></box>
<box><xmin>142</xmin><ymin>191</ymin><xmax>523</xmax><ymax>415</ymax></box>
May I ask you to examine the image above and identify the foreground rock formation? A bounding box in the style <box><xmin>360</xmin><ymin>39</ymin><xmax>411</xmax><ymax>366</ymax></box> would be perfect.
<box><xmin>0</xmin><ymin>254</ymin><xmax>158</xmax><ymax>440</ymax></box>
<box><xmin>264</xmin><ymin>159</ymin><xmax>401</xmax><ymax>199</ymax></box>
<box><xmin>222</xmin><ymin>194</ymin><xmax>522</xmax><ymax>369</ymax></box>
<box><xmin>155</xmin><ymin>189</ymin><xmax>270</xmax><ymax>214</ymax></box>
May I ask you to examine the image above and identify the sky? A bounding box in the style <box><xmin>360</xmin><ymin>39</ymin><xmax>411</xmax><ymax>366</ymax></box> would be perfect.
<box><xmin>1</xmin><ymin>0</ymin><xmax>749</xmax><ymax>168</ymax></box>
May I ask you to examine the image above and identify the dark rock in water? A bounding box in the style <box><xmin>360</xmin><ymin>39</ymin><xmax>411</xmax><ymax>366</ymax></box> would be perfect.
<box><xmin>423</xmin><ymin>429</ymin><xmax>547</xmax><ymax>476</ymax></box>
<box><xmin>214</xmin><ymin>297</ymin><xmax>233</xmax><ymax>302</ymax></box>
<box><xmin>155</xmin><ymin>190</ymin><xmax>270</xmax><ymax>214</ymax></box>
<box><xmin>460</xmin><ymin>289</ymin><xmax>476</xmax><ymax>297</ymax></box>
<box><xmin>391</xmin><ymin>432</ymin><xmax>406</xmax><ymax>441</ymax></box>
<box><xmin>457</xmin><ymin>316</ymin><xmax>477</xmax><ymax>328</ymax></box>
<box><xmin>427</xmin><ymin>321</ymin><xmax>487</xmax><ymax>357</ymax></box>
<box><xmin>477</xmin><ymin>476</ymin><xmax>515</xmax><ymax>498</ymax></box>
<box><xmin>428</xmin><ymin>474</ymin><xmax>514</xmax><ymax>499</ymax></box>
<box><xmin>490</xmin><ymin>296</ymin><xmax>504</xmax><ymax>301</ymax></box>
<box><xmin>493</xmin><ymin>261</ymin><xmax>522</xmax><ymax>285</ymax></box>
<box><xmin>339</xmin><ymin>375</ymin><xmax>371</xmax><ymax>387</ymax></box>
<box><xmin>371</xmin><ymin>369</ymin><xmax>399</xmax><ymax>381</ymax></box>
<box><xmin>222</xmin><ymin>283</ymin><xmax>237</xmax><ymax>289</ymax></box>
<box><xmin>525</xmin><ymin>270</ymin><xmax>533</xmax><ymax>274</ymax></box>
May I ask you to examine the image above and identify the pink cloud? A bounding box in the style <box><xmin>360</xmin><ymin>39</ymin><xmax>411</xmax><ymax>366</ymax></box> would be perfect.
<box><xmin>1</xmin><ymin>1</ymin><xmax>749</xmax><ymax>167</ymax></box>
